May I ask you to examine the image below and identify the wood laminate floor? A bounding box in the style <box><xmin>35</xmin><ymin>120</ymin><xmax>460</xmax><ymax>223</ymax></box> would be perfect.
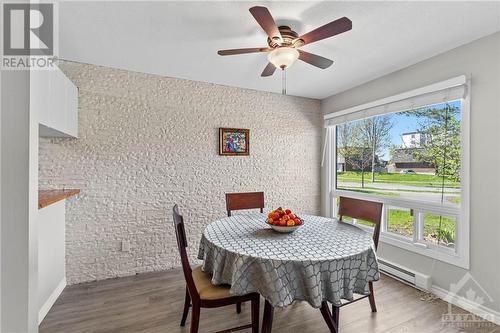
<box><xmin>40</xmin><ymin>269</ymin><xmax>499</xmax><ymax>333</ymax></box>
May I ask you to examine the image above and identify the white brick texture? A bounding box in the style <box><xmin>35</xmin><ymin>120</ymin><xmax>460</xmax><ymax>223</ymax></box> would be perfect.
<box><xmin>39</xmin><ymin>62</ymin><xmax>322</xmax><ymax>284</ymax></box>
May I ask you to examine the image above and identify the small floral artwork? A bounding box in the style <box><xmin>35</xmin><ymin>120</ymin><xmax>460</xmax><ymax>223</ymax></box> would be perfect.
<box><xmin>219</xmin><ymin>128</ymin><xmax>250</xmax><ymax>156</ymax></box>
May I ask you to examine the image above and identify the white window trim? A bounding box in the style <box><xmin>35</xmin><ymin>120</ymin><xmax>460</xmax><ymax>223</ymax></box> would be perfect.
<box><xmin>324</xmin><ymin>75</ymin><xmax>467</xmax><ymax>121</ymax></box>
<box><xmin>324</xmin><ymin>76</ymin><xmax>470</xmax><ymax>269</ymax></box>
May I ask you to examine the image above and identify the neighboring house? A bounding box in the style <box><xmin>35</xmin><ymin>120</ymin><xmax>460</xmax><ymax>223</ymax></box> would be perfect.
<box><xmin>336</xmin><ymin>147</ymin><xmax>384</xmax><ymax>172</ymax></box>
<box><xmin>401</xmin><ymin>131</ymin><xmax>426</xmax><ymax>148</ymax></box>
<box><xmin>388</xmin><ymin>148</ymin><xmax>436</xmax><ymax>174</ymax></box>
<box><xmin>376</xmin><ymin>160</ymin><xmax>389</xmax><ymax>173</ymax></box>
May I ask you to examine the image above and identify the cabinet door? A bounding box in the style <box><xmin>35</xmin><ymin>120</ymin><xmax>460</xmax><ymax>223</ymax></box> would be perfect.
<box><xmin>38</xmin><ymin>67</ymin><xmax>78</xmax><ymax>138</ymax></box>
<box><xmin>64</xmin><ymin>74</ymin><xmax>78</xmax><ymax>137</ymax></box>
<box><xmin>31</xmin><ymin>70</ymin><xmax>50</xmax><ymax>125</ymax></box>
<box><xmin>48</xmin><ymin>69</ymin><xmax>68</xmax><ymax>133</ymax></box>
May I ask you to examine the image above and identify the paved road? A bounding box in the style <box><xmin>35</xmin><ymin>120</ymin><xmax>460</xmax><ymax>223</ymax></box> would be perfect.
<box><xmin>337</xmin><ymin>181</ymin><xmax>460</xmax><ymax>206</ymax></box>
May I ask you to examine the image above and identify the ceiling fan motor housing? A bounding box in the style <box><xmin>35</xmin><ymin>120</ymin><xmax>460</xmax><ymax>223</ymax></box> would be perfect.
<box><xmin>268</xmin><ymin>26</ymin><xmax>305</xmax><ymax>49</ymax></box>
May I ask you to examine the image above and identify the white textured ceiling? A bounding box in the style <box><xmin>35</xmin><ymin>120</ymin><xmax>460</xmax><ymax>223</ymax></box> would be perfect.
<box><xmin>59</xmin><ymin>1</ymin><xmax>500</xmax><ymax>99</ymax></box>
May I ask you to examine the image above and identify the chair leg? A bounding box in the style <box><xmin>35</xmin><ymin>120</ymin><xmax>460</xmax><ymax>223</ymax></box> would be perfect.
<box><xmin>180</xmin><ymin>287</ymin><xmax>191</xmax><ymax>326</ymax></box>
<box><xmin>332</xmin><ymin>305</ymin><xmax>340</xmax><ymax>330</ymax></box>
<box><xmin>319</xmin><ymin>301</ymin><xmax>338</xmax><ymax>333</ymax></box>
<box><xmin>190</xmin><ymin>302</ymin><xmax>200</xmax><ymax>333</ymax></box>
<box><xmin>251</xmin><ymin>296</ymin><xmax>260</xmax><ymax>333</ymax></box>
<box><xmin>368</xmin><ymin>281</ymin><xmax>377</xmax><ymax>312</ymax></box>
<box><xmin>236</xmin><ymin>302</ymin><xmax>242</xmax><ymax>314</ymax></box>
<box><xmin>262</xmin><ymin>300</ymin><xmax>274</xmax><ymax>333</ymax></box>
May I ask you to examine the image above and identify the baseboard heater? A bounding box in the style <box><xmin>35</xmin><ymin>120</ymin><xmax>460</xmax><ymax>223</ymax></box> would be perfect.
<box><xmin>378</xmin><ymin>259</ymin><xmax>431</xmax><ymax>291</ymax></box>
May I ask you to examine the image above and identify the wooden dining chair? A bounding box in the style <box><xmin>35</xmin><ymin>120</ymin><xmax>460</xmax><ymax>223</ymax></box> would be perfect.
<box><xmin>225</xmin><ymin>191</ymin><xmax>265</xmax><ymax>313</ymax></box>
<box><xmin>225</xmin><ymin>192</ymin><xmax>265</xmax><ymax>217</ymax></box>
<box><xmin>172</xmin><ymin>205</ymin><xmax>260</xmax><ymax>333</ymax></box>
<box><xmin>333</xmin><ymin>196</ymin><xmax>383</xmax><ymax>330</ymax></box>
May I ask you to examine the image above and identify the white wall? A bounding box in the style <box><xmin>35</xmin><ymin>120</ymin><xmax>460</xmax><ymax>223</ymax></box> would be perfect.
<box><xmin>1</xmin><ymin>70</ymin><xmax>39</xmax><ymax>332</ymax></box>
<box><xmin>38</xmin><ymin>201</ymin><xmax>66</xmax><ymax>324</ymax></box>
<box><xmin>321</xmin><ymin>32</ymin><xmax>500</xmax><ymax>314</ymax></box>
<box><xmin>39</xmin><ymin>62</ymin><xmax>322</xmax><ymax>284</ymax></box>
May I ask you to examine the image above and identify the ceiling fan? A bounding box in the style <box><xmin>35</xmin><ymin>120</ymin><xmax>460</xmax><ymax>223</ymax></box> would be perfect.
<box><xmin>217</xmin><ymin>6</ymin><xmax>352</xmax><ymax>77</ymax></box>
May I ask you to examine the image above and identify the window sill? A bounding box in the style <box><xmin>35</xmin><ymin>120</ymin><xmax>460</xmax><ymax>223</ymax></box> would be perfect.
<box><xmin>379</xmin><ymin>229</ymin><xmax>469</xmax><ymax>269</ymax></box>
<box><xmin>354</xmin><ymin>222</ymin><xmax>468</xmax><ymax>269</ymax></box>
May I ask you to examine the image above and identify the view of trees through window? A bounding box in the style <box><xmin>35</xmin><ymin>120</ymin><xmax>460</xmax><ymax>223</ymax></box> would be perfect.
<box><xmin>335</xmin><ymin>101</ymin><xmax>461</xmax><ymax>247</ymax></box>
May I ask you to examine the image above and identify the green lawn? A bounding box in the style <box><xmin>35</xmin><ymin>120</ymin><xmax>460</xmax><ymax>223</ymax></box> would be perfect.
<box><xmin>337</xmin><ymin>171</ymin><xmax>460</xmax><ymax>188</ymax></box>
<box><xmin>353</xmin><ymin>208</ymin><xmax>455</xmax><ymax>248</ymax></box>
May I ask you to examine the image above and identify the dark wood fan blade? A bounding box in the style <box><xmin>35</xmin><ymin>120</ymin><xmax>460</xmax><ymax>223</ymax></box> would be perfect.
<box><xmin>299</xmin><ymin>17</ymin><xmax>352</xmax><ymax>45</ymax></box>
<box><xmin>249</xmin><ymin>6</ymin><xmax>282</xmax><ymax>42</ymax></box>
<box><xmin>261</xmin><ymin>63</ymin><xmax>276</xmax><ymax>77</ymax></box>
<box><xmin>298</xmin><ymin>50</ymin><xmax>334</xmax><ymax>69</ymax></box>
<box><xmin>217</xmin><ymin>47</ymin><xmax>272</xmax><ymax>56</ymax></box>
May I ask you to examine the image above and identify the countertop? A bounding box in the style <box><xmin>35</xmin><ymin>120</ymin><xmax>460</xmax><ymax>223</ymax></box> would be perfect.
<box><xmin>39</xmin><ymin>189</ymin><xmax>80</xmax><ymax>209</ymax></box>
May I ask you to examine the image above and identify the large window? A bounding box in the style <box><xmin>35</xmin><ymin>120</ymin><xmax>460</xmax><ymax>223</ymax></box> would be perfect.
<box><xmin>325</xmin><ymin>76</ymin><xmax>469</xmax><ymax>268</ymax></box>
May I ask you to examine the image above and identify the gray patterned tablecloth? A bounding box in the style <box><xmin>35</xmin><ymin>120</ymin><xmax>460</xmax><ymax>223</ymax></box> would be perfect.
<box><xmin>197</xmin><ymin>213</ymin><xmax>379</xmax><ymax>308</ymax></box>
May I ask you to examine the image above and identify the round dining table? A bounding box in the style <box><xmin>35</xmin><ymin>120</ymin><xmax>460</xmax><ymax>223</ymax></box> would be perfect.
<box><xmin>197</xmin><ymin>213</ymin><xmax>380</xmax><ymax>333</ymax></box>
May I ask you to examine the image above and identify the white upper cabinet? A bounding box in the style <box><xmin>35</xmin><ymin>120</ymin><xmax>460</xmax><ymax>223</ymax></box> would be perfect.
<box><xmin>31</xmin><ymin>66</ymin><xmax>78</xmax><ymax>138</ymax></box>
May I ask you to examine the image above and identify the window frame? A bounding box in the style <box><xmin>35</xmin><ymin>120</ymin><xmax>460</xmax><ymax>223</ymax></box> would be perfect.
<box><xmin>324</xmin><ymin>77</ymin><xmax>470</xmax><ymax>269</ymax></box>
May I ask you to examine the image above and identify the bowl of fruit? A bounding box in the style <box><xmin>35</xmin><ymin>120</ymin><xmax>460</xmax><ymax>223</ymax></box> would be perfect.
<box><xmin>266</xmin><ymin>207</ymin><xmax>303</xmax><ymax>233</ymax></box>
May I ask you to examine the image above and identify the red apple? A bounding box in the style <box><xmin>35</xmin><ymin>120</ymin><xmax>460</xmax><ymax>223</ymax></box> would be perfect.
<box><xmin>285</xmin><ymin>209</ymin><xmax>292</xmax><ymax>215</ymax></box>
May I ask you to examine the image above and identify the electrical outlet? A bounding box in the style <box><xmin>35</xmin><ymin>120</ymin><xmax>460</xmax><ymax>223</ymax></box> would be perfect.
<box><xmin>121</xmin><ymin>240</ymin><xmax>130</xmax><ymax>252</ymax></box>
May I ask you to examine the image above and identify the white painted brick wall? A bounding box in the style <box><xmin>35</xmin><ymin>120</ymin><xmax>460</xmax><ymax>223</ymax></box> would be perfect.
<box><xmin>39</xmin><ymin>62</ymin><xmax>322</xmax><ymax>284</ymax></box>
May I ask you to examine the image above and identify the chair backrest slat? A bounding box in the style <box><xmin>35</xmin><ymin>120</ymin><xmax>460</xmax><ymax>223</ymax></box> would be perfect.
<box><xmin>225</xmin><ymin>192</ymin><xmax>265</xmax><ymax>217</ymax></box>
<box><xmin>338</xmin><ymin>196</ymin><xmax>383</xmax><ymax>250</ymax></box>
<box><xmin>172</xmin><ymin>204</ymin><xmax>199</xmax><ymax>301</ymax></box>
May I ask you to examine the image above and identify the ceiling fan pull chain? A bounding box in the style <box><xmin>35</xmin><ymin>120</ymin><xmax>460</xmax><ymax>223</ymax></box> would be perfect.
<box><xmin>281</xmin><ymin>68</ymin><xmax>286</xmax><ymax>95</ymax></box>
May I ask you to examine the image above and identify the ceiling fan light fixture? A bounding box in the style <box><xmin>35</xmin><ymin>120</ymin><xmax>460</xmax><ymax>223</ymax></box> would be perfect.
<box><xmin>267</xmin><ymin>47</ymin><xmax>299</xmax><ymax>69</ymax></box>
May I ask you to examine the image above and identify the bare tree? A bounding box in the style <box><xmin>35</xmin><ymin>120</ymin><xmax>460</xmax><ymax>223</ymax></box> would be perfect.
<box><xmin>358</xmin><ymin>116</ymin><xmax>393</xmax><ymax>182</ymax></box>
<box><xmin>348</xmin><ymin>147</ymin><xmax>372</xmax><ymax>188</ymax></box>
<box><xmin>337</xmin><ymin>123</ymin><xmax>372</xmax><ymax>188</ymax></box>
<box><xmin>336</xmin><ymin>122</ymin><xmax>357</xmax><ymax>171</ymax></box>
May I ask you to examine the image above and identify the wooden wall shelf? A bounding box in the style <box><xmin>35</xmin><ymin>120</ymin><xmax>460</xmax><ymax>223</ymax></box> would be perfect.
<box><xmin>39</xmin><ymin>189</ymin><xmax>80</xmax><ymax>209</ymax></box>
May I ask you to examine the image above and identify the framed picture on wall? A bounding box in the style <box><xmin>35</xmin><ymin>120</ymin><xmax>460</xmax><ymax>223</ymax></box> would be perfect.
<box><xmin>219</xmin><ymin>128</ymin><xmax>250</xmax><ymax>156</ymax></box>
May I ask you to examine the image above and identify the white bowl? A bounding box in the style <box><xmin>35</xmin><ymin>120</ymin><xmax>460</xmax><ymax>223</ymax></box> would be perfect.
<box><xmin>269</xmin><ymin>224</ymin><xmax>302</xmax><ymax>233</ymax></box>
